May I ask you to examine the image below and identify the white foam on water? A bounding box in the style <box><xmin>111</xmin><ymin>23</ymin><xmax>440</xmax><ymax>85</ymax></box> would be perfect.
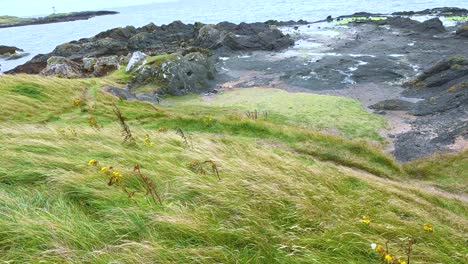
<box><xmin>349</xmin><ymin>54</ymin><xmax>376</xmax><ymax>58</ymax></box>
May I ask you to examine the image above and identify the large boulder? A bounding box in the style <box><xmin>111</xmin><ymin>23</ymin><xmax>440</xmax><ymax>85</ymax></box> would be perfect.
<box><xmin>126</xmin><ymin>51</ymin><xmax>147</xmax><ymax>72</ymax></box>
<box><xmin>53</xmin><ymin>37</ymin><xmax>128</xmax><ymax>59</ymax></box>
<box><xmin>0</xmin><ymin>45</ymin><xmax>22</xmax><ymax>56</ymax></box>
<box><xmin>40</xmin><ymin>56</ymin><xmax>82</xmax><ymax>78</ymax></box>
<box><xmin>0</xmin><ymin>45</ymin><xmax>29</xmax><ymax>60</ymax></box>
<box><xmin>414</xmin><ymin>18</ymin><xmax>445</xmax><ymax>34</ymax></box>
<box><xmin>456</xmin><ymin>25</ymin><xmax>468</xmax><ymax>38</ymax></box>
<box><xmin>406</xmin><ymin>57</ymin><xmax>468</xmax><ymax>88</ymax></box>
<box><xmin>160</xmin><ymin>52</ymin><xmax>216</xmax><ymax>95</ymax></box>
<box><xmin>195</xmin><ymin>25</ymin><xmax>224</xmax><ymax>49</ymax></box>
<box><xmin>129</xmin><ymin>52</ymin><xmax>216</xmax><ymax>96</ymax></box>
<box><xmin>93</xmin><ymin>56</ymin><xmax>120</xmax><ymax>76</ymax></box>
<box><xmin>197</xmin><ymin>23</ymin><xmax>294</xmax><ymax>51</ymax></box>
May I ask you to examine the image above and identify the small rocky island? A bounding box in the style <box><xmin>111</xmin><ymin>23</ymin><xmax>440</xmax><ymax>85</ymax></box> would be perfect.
<box><xmin>7</xmin><ymin>7</ymin><xmax>468</xmax><ymax>161</ymax></box>
<box><xmin>0</xmin><ymin>11</ymin><xmax>118</xmax><ymax>28</ymax></box>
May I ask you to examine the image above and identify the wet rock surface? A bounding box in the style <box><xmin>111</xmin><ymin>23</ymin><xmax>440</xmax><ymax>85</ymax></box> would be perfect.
<box><xmin>0</xmin><ymin>45</ymin><xmax>29</xmax><ymax>61</ymax></box>
<box><xmin>214</xmin><ymin>10</ymin><xmax>468</xmax><ymax>161</ymax></box>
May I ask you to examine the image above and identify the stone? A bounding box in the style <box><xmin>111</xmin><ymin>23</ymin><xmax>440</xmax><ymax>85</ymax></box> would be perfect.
<box><xmin>456</xmin><ymin>25</ymin><xmax>468</xmax><ymax>37</ymax></box>
<box><xmin>40</xmin><ymin>56</ymin><xmax>82</xmax><ymax>78</ymax></box>
<box><xmin>126</xmin><ymin>51</ymin><xmax>147</xmax><ymax>72</ymax></box>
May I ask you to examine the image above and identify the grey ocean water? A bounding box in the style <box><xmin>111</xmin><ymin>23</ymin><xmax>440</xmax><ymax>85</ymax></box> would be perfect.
<box><xmin>1</xmin><ymin>0</ymin><xmax>468</xmax><ymax>71</ymax></box>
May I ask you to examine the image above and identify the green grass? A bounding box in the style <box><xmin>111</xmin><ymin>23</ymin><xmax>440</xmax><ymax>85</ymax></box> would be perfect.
<box><xmin>0</xmin><ymin>74</ymin><xmax>466</xmax><ymax>263</ymax></box>
<box><xmin>146</xmin><ymin>53</ymin><xmax>178</xmax><ymax>66</ymax></box>
<box><xmin>108</xmin><ymin>67</ymin><xmax>135</xmax><ymax>84</ymax></box>
<box><xmin>404</xmin><ymin>151</ymin><xmax>468</xmax><ymax>194</ymax></box>
<box><xmin>165</xmin><ymin>88</ymin><xmax>387</xmax><ymax>141</ymax></box>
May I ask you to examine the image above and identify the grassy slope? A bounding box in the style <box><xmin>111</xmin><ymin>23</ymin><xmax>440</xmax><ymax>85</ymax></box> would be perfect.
<box><xmin>165</xmin><ymin>88</ymin><xmax>387</xmax><ymax>141</ymax></box>
<box><xmin>0</xmin><ymin>75</ymin><xmax>466</xmax><ymax>263</ymax></box>
<box><xmin>0</xmin><ymin>16</ymin><xmax>32</xmax><ymax>25</ymax></box>
<box><xmin>404</xmin><ymin>151</ymin><xmax>468</xmax><ymax>195</ymax></box>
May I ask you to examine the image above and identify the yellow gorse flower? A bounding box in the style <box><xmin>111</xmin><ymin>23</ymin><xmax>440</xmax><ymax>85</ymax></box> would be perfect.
<box><xmin>101</xmin><ymin>167</ymin><xmax>107</xmax><ymax>172</ymax></box>
<box><xmin>398</xmin><ymin>258</ymin><xmax>407</xmax><ymax>264</ymax></box>
<box><xmin>361</xmin><ymin>215</ymin><xmax>371</xmax><ymax>225</ymax></box>
<box><xmin>423</xmin><ymin>223</ymin><xmax>433</xmax><ymax>232</ymax></box>
<box><xmin>384</xmin><ymin>254</ymin><xmax>393</xmax><ymax>263</ymax></box>
<box><xmin>144</xmin><ymin>134</ymin><xmax>155</xmax><ymax>147</ymax></box>
<box><xmin>375</xmin><ymin>244</ymin><xmax>385</xmax><ymax>254</ymax></box>
<box><xmin>72</xmin><ymin>98</ymin><xmax>82</xmax><ymax>106</ymax></box>
<box><xmin>88</xmin><ymin>159</ymin><xmax>98</xmax><ymax>166</ymax></box>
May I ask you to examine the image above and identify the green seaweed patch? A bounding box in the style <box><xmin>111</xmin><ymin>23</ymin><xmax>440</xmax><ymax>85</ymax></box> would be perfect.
<box><xmin>336</xmin><ymin>16</ymin><xmax>387</xmax><ymax>25</ymax></box>
<box><xmin>445</xmin><ymin>16</ymin><xmax>468</xmax><ymax>21</ymax></box>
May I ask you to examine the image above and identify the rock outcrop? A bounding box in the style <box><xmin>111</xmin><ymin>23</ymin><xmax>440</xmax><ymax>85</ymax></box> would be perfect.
<box><xmin>8</xmin><ymin>20</ymin><xmax>294</xmax><ymax>75</ymax></box>
<box><xmin>456</xmin><ymin>25</ymin><xmax>468</xmax><ymax>38</ymax></box>
<box><xmin>0</xmin><ymin>45</ymin><xmax>29</xmax><ymax>60</ymax></box>
<box><xmin>40</xmin><ymin>56</ymin><xmax>83</xmax><ymax>78</ymax></box>
<box><xmin>128</xmin><ymin>51</ymin><xmax>216</xmax><ymax>96</ymax></box>
<box><xmin>393</xmin><ymin>57</ymin><xmax>468</xmax><ymax>161</ymax></box>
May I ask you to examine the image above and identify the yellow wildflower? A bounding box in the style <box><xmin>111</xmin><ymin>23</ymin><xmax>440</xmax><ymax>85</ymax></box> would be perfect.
<box><xmin>88</xmin><ymin>159</ymin><xmax>97</xmax><ymax>166</ymax></box>
<box><xmin>423</xmin><ymin>223</ymin><xmax>434</xmax><ymax>232</ymax></box>
<box><xmin>384</xmin><ymin>254</ymin><xmax>393</xmax><ymax>263</ymax></box>
<box><xmin>72</xmin><ymin>98</ymin><xmax>82</xmax><ymax>106</ymax></box>
<box><xmin>374</xmin><ymin>244</ymin><xmax>385</xmax><ymax>255</ymax></box>
<box><xmin>101</xmin><ymin>167</ymin><xmax>107</xmax><ymax>172</ymax></box>
<box><xmin>361</xmin><ymin>215</ymin><xmax>371</xmax><ymax>225</ymax></box>
<box><xmin>398</xmin><ymin>258</ymin><xmax>407</xmax><ymax>264</ymax></box>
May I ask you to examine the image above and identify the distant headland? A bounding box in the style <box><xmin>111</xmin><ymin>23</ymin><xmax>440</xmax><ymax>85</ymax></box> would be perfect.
<box><xmin>0</xmin><ymin>11</ymin><xmax>119</xmax><ymax>29</ymax></box>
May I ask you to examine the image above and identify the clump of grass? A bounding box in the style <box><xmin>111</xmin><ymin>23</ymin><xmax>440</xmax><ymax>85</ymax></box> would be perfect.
<box><xmin>112</xmin><ymin>103</ymin><xmax>135</xmax><ymax>144</ymax></box>
<box><xmin>133</xmin><ymin>164</ymin><xmax>162</xmax><ymax>205</ymax></box>
<box><xmin>245</xmin><ymin>109</ymin><xmax>269</xmax><ymax>120</ymax></box>
<box><xmin>176</xmin><ymin>127</ymin><xmax>192</xmax><ymax>148</ymax></box>
<box><xmin>403</xmin><ymin>151</ymin><xmax>468</xmax><ymax>194</ymax></box>
<box><xmin>188</xmin><ymin>160</ymin><xmax>221</xmax><ymax>180</ymax></box>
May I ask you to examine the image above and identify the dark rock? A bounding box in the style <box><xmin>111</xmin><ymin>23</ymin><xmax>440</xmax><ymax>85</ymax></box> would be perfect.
<box><xmin>10</xmin><ymin>20</ymin><xmax>294</xmax><ymax>74</ymax></box>
<box><xmin>369</xmin><ymin>99</ymin><xmax>415</xmax><ymax>111</ymax></box>
<box><xmin>40</xmin><ymin>56</ymin><xmax>83</xmax><ymax>78</ymax></box>
<box><xmin>0</xmin><ymin>45</ymin><xmax>22</xmax><ymax>55</ymax></box>
<box><xmin>129</xmin><ymin>52</ymin><xmax>216</xmax><ymax>96</ymax></box>
<box><xmin>456</xmin><ymin>25</ymin><xmax>468</xmax><ymax>38</ymax></box>
<box><xmin>414</xmin><ymin>18</ymin><xmax>445</xmax><ymax>34</ymax></box>
<box><xmin>385</xmin><ymin>17</ymin><xmax>421</xmax><ymax>29</ymax></box>
<box><xmin>93</xmin><ymin>56</ymin><xmax>120</xmax><ymax>76</ymax></box>
<box><xmin>393</xmin><ymin>7</ymin><xmax>468</xmax><ymax>16</ymax></box>
<box><xmin>406</xmin><ymin>57</ymin><xmax>468</xmax><ymax>88</ymax></box>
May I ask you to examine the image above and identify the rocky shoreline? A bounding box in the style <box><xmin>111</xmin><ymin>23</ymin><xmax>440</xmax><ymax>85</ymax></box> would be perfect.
<box><xmin>0</xmin><ymin>11</ymin><xmax>118</xmax><ymax>29</ymax></box>
<box><xmin>7</xmin><ymin>7</ymin><xmax>468</xmax><ymax>161</ymax></box>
